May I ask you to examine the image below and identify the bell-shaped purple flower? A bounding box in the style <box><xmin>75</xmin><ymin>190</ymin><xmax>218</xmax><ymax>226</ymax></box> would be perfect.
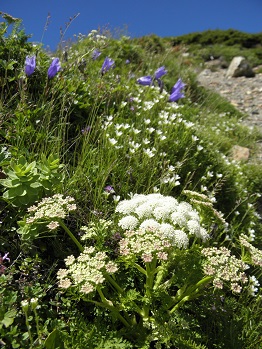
<box><xmin>25</xmin><ymin>56</ymin><xmax>36</xmax><ymax>76</ymax></box>
<box><xmin>168</xmin><ymin>78</ymin><xmax>186</xmax><ymax>102</ymax></box>
<box><xmin>154</xmin><ymin>66</ymin><xmax>167</xmax><ymax>80</ymax></box>
<box><xmin>48</xmin><ymin>58</ymin><xmax>61</xmax><ymax>79</ymax></box>
<box><xmin>137</xmin><ymin>76</ymin><xmax>153</xmax><ymax>86</ymax></box>
<box><xmin>92</xmin><ymin>49</ymin><xmax>101</xmax><ymax>60</ymax></box>
<box><xmin>101</xmin><ymin>57</ymin><xmax>115</xmax><ymax>74</ymax></box>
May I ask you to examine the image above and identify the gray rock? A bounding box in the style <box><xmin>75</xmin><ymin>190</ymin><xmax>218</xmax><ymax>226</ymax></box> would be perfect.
<box><xmin>226</xmin><ymin>56</ymin><xmax>255</xmax><ymax>78</ymax></box>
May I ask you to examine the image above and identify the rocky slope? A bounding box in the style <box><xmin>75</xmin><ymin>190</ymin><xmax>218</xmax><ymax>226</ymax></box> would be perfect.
<box><xmin>197</xmin><ymin>65</ymin><xmax>262</xmax><ymax>162</ymax></box>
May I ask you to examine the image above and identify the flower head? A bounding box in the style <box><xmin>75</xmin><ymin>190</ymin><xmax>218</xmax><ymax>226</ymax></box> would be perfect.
<box><xmin>168</xmin><ymin>78</ymin><xmax>186</xmax><ymax>102</ymax></box>
<box><xmin>104</xmin><ymin>185</ymin><xmax>115</xmax><ymax>194</ymax></box>
<box><xmin>48</xmin><ymin>58</ymin><xmax>61</xmax><ymax>79</ymax></box>
<box><xmin>137</xmin><ymin>66</ymin><xmax>167</xmax><ymax>88</ymax></box>
<box><xmin>92</xmin><ymin>49</ymin><xmax>101</xmax><ymax>60</ymax></box>
<box><xmin>154</xmin><ymin>66</ymin><xmax>167</xmax><ymax>80</ymax></box>
<box><xmin>101</xmin><ymin>57</ymin><xmax>115</xmax><ymax>74</ymax></box>
<box><xmin>137</xmin><ymin>76</ymin><xmax>152</xmax><ymax>86</ymax></box>
<box><xmin>25</xmin><ymin>56</ymin><xmax>36</xmax><ymax>76</ymax></box>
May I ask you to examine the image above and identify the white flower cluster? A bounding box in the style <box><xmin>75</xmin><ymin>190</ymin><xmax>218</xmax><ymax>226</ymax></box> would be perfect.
<box><xmin>26</xmin><ymin>194</ymin><xmax>76</xmax><ymax>230</ymax></box>
<box><xmin>57</xmin><ymin>246</ymin><xmax>118</xmax><ymax>294</ymax></box>
<box><xmin>87</xmin><ymin>29</ymin><xmax>107</xmax><ymax>45</ymax></box>
<box><xmin>201</xmin><ymin>247</ymin><xmax>249</xmax><ymax>293</ymax></box>
<box><xmin>239</xmin><ymin>234</ymin><xmax>262</xmax><ymax>267</ymax></box>
<box><xmin>116</xmin><ymin>193</ymin><xmax>209</xmax><ymax>252</ymax></box>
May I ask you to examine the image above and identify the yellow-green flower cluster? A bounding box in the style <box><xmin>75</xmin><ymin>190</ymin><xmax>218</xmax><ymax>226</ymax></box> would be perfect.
<box><xmin>201</xmin><ymin>247</ymin><xmax>249</xmax><ymax>293</ymax></box>
<box><xmin>57</xmin><ymin>246</ymin><xmax>118</xmax><ymax>294</ymax></box>
<box><xmin>26</xmin><ymin>194</ymin><xmax>76</xmax><ymax>229</ymax></box>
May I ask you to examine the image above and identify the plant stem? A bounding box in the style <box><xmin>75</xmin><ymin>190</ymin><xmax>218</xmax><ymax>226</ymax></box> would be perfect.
<box><xmin>96</xmin><ymin>286</ymin><xmax>131</xmax><ymax>327</ymax></box>
<box><xmin>141</xmin><ymin>258</ymin><xmax>157</xmax><ymax>319</ymax></box>
<box><xmin>105</xmin><ymin>274</ymin><xmax>124</xmax><ymax>293</ymax></box>
<box><xmin>169</xmin><ymin>276</ymin><xmax>213</xmax><ymax>314</ymax></box>
<box><xmin>58</xmin><ymin>219</ymin><xmax>84</xmax><ymax>252</ymax></box>
<box><xmin>24</xmin><ymin>311</ymin><xmax>33</xmax><ymax>347</ymax></box>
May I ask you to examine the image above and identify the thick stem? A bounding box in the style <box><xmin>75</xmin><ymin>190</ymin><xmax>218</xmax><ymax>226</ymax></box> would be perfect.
<box><xmin>58</xmin><ymin>219</ymin><xmax>84</xmax><ymax>252</ymax></box>
<box><xmin>105</xmin><ymin>274</ymin><xmax>124</xmax><ymax>294</ymax></box>
<box><xmin>169</xmin><ymin>276</ymin><xmax>213</xmax><ymax>314</ymax></box>
<box><xmin>96</xmin><ymin>286</ymin><xmax>131</xmax><ymax>327</ymax></box>
<box><xmin>141</xmin><ymin>258</ymin><xmax>157</xmax><ymax>319</ymax></box>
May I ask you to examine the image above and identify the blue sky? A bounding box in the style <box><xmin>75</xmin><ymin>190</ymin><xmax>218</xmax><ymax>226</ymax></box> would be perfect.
<box><xmin>1</xmin><ymin>0</ymin><xmax>262</xmax><ymax>51</ymax></box>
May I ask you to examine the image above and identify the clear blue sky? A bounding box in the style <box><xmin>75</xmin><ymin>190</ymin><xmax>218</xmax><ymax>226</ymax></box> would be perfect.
<box><xmin>1</xmin><ymin>0</ymin><xmax>262</xmax><ymax>51</ymax></box>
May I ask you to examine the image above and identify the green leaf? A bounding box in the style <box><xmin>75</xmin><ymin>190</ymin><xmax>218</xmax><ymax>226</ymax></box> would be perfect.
<box><xmin>1</xmin><ymin>309</ymin><xmax>17</xmax><ymax>328</ymax></box>
<box><xmin>8</xmin><ymin>186</ymin><xmax>27</xmax><ymax>198</ymax></box>
<box><xmin>44</xmin><ymin>329</ymin><xmax>64</xmax><ymax>349</ymax></box>
<box><xmin>23</xmin><ymin>161</ymin><xmax>36</xmax><ymax>174</ymax></box>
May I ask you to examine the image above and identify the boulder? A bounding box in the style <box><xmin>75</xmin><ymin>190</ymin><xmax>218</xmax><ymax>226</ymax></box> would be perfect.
<box><xmin>226</xmin><ymin>56</ymin><xmax>255</xmax><ymax>78</ymax></box>
<box><xmin>231</xmin><ymin>145</ymin><xmax>250</xmax><ymax>161</ymax></box>
<box><xmin>204</xmin><ymin>56</ymin><xmax>229</xmax><ymax>70</ymax></box>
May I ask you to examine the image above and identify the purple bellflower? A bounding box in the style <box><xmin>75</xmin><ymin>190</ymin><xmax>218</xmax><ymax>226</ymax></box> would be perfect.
<box><xmin>92</xmin><ymin>49</ymin><xmax>101</xmax><ymax>60</ymax></box>
<box><xmin>25</xmin><ymin>56</ymin><xmax>36</xmax><ymax>76</ymax></box>
<box><xmin>48</xmin><ymin>58</ymin><xmax>61</xmax><ymax>79</ymax></box>
<box><xmin>101</xmin><ymin>57</ymin><xmax>115</xmax><ymax>74</ymax></box>
<box><xmin>137</xmin><ymin>66</ymin><xmax>167</xmax><ymax>88</ymax></box>
<box><xmin>168</xmin><ymin>78</ymin><xmax>186</xmax><ymax>102</ymax></box>
<box><xmin>154</xmin><ymin>66</ymin><xmax>167</xmax><ymax>80</ymax></box>
<box><xmin>136</xmin><ymin>75</ymin><xmax>152</xmax><ymax>86</ymax></box>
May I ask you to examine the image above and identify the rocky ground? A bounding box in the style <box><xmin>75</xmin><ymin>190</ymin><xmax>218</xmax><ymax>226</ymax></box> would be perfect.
<box><xmin>197</xmin><ymin>66</ymin><xmax>262</xmax><ymax>162</ymax></box>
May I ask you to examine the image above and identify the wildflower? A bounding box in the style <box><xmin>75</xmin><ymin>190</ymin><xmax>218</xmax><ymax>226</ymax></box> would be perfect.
<box><xmin>168</xmin><ymin>78</ymin><xmax>185</xmax><ymax>102</ymax></box>
<box><xmin>21</xmin><ymin>300</ymin><xmax>29</xmax><ymax>312</ymax></box>
<box><xmin>137</xmin><ymin>76</ymin><xmax>152</xmax><ymax>86</ymax></box>
<box><xmin>92</xmin><ymin>49</ymin><xmax>101</xmax><ymax>60</ymax></box>
<box><xmin>101</xmin><ymin>57</ymin><xmax>115</xmax><ymax>74</ymax></box>
<box><xmin>154</xmin><ymin>66</ymin><xmax>167</xmax><ymax>80</ymax></box>
<box><xmin>0</xmin><ymin>252</ymin><xmax>10</xmax><ymax>274</ymax></box>
<box><xmin>30</xmin><ymin>298</ymin><xmax>38</xmax><ymax>310</ymax></box>
<box><xmin>201</xmin><ymin>247</ymin><xmax>249</xmax><ymax>293</ymax></box>
<box><xmin>25</xmin><ymin>56</ymin><xmax>36</xmax><ymax>76</ymax></box>
<box><xmin>47</xmin><ymin>221</ymin><xmax>60</xmax><ymax>230</ymax></box>
<box><xmin>48</xmin><ymin>58</ymin><xmax>61</xmax><ymax>78</ymax></box>
<box><xmin>26</xmin><ymin>194</ymin><xmax>76</xmax><ymax>224</ymax></box>
<box><xmin>125</xmin><ymin>59</ymin><xmax>130</xmax><ymax>64</ymax></box>
<box><xmin>0</xmin><ymin>252</ymin><xmax>10</xmax><ymax>263</ymax></box>
<box><xmin>58</xmin><ymin>248</ymin><xmax>117</xmax><ymax>295</ymax></box>
<box><xmin>118</xmin><ymin>215</ymin><xmax>139</xmax><ymax>230</ymax></box>
<box><xmin>104</xmin><ymin>185</ymin><xmax>115</xmax><ymax>194</ymax></box>
<box><xmin>137</xmin><ymin>66</ymin><xmax>167</xmax><ymax>88</ymax></box>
